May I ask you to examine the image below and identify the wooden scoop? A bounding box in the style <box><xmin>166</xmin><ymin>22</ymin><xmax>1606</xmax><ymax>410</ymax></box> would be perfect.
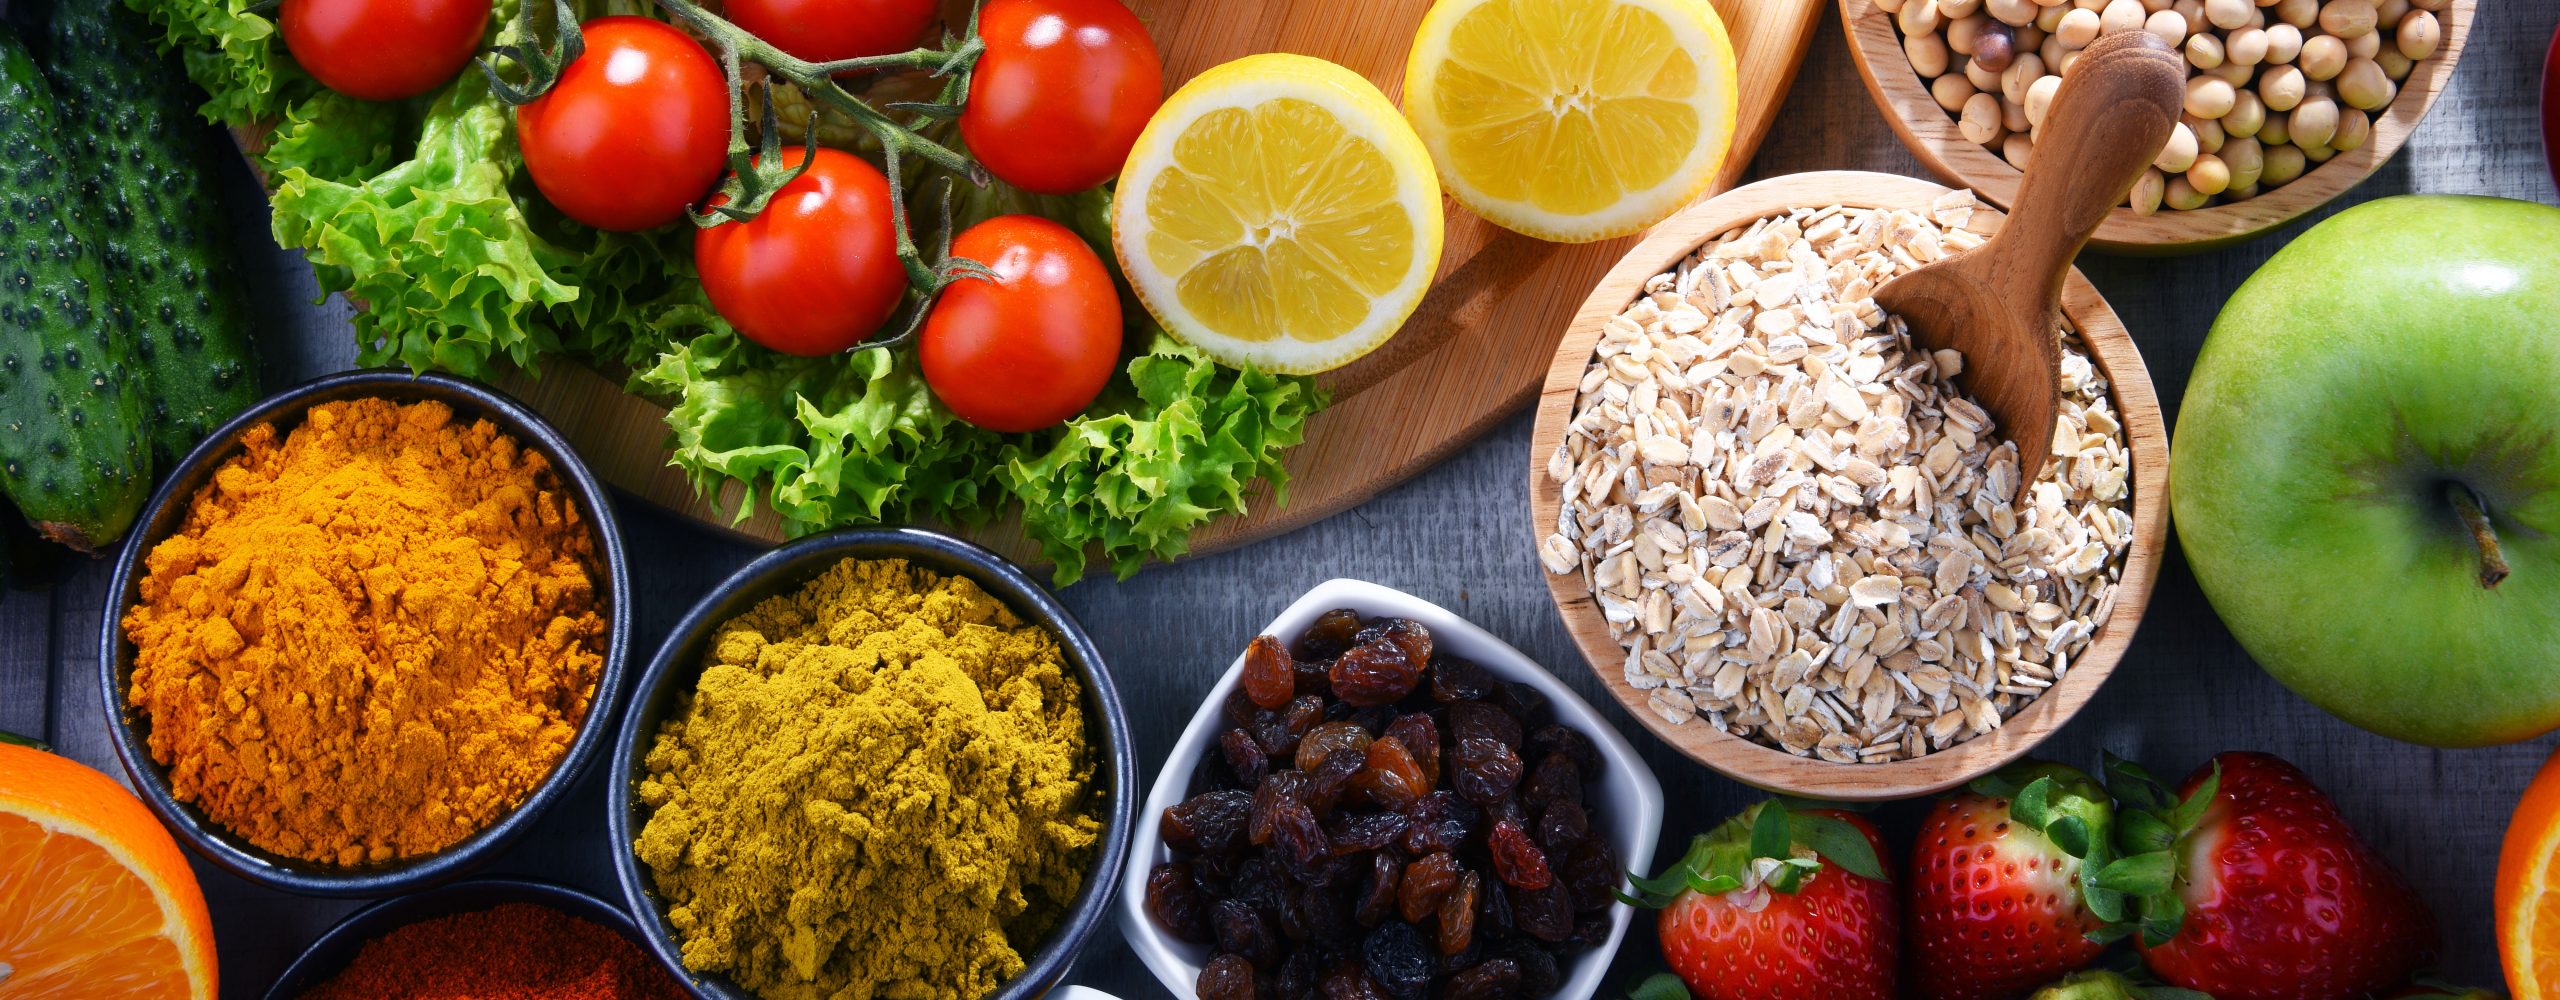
<box><xmin>1876</xmin><ymin>29</ymin><xmax>2185</xmax><ymax>494</ymax></box>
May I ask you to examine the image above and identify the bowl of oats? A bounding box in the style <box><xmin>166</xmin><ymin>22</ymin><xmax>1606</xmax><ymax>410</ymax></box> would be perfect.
<box><xmin>1528</xmin><ymin>170</ymin><xmax>2168</xmax><ymax>801</ymax></box>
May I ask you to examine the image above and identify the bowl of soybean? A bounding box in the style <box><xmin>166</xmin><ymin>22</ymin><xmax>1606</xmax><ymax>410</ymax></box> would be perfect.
<box><xmin>608</xmin><ymin>527</ymin><xmax>1136</xmax><ymax>1000</ymax></box>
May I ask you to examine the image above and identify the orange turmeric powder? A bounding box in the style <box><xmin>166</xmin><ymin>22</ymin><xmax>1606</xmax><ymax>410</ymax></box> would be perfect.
<box><xmin>122</xmin><ymin>397</ymin><xmax>607</xmax><ymax>865</ymax></box>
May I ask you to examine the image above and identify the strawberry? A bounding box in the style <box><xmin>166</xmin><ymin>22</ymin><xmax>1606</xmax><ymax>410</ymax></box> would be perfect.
<box><xmin>2099</xmin><ymin>751</ymin><xmax>2439</xmax><ymax>1000</ymax></box>
<box><xmin>1631</xmin><ymin>800</ymin><xmax>1898</xmax><ymax>1000</ymax></box>
<box><xmin>1907</xmin><ymin>761</ymin><xmax>2127</xmax><ymax>1000</ymax></box>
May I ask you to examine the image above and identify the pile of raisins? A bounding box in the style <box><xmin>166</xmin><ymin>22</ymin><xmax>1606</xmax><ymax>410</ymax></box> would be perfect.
<box><xmin>1148</xmin><ymin>611</ymin><xmax>1622</xmax><ymax>1000</ymax></box>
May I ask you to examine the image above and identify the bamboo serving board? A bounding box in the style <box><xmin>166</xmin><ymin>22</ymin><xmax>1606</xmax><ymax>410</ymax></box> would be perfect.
<box><xmin>323</xmin><ymin>0</ymin><xmax>1827</xmax><ymax>567</ymax></box>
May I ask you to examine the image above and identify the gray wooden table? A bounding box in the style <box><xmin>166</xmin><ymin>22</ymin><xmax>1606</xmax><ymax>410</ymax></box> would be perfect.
<box><xmin>8</xmin><ymin>5</ymin><xmax>2558</xmax><ymax>997</ymax></box>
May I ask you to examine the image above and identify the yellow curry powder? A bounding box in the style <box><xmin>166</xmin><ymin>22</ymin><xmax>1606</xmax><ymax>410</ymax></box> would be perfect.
<box><xmin>635</xmin><ymin>558</ymin><xmax>1099</xmax><ymax>1000</ymax></box>
<box><xmin>122</xmin><ymin>397</ymin><xmax>606</xmax><ymax>865</ymax></box>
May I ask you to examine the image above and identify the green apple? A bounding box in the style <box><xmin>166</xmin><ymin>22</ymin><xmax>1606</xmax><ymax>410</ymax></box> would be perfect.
<box><xmin>2174</xmin><ymin>195</ymin><xmax>2560</xmax><ymax>748</ymax></box>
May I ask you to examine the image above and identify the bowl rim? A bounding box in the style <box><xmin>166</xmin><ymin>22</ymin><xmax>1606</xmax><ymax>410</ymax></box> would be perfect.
<box><xmin>1525</xmin><ymin>170</ymin><xmax>2169</xmax><ymax>801</ymax></box>
<box><xmin>604</xmin><ymin>526</ymin><xmax>1137</xmax><ymax>1000</ymax></box>
<box><xmin>1115</xmin><ymin>577</ymin><xmax>1667</xmax><ymax>1000</ymax></box>
<box><xmin>260</xmin><ymin>876</ymin><xmax>663</xmax><ymax>1000</ymax></box>
<box><xmin>1837</xmin><ymin>0</ymin><xmax>2477</xmax><ymax>253</ymax></box>
<box><xmin>96</xmin><ymin>369</ymin><xmax>635</xmax><ymax>897</ymax></box>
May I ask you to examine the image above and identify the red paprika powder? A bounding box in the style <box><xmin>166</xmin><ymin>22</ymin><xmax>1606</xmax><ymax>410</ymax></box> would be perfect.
<box><xmin>302</xmin><ymin>902</ymin><xmax>686</xmax><ymax>1000</ymax></box>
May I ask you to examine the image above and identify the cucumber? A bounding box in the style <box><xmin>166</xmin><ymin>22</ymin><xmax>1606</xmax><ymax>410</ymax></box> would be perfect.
<box><xmin>42</xmin><ymin>1</ymin><xmax>260</xmax><ymax>468</ymax></box>
<box><xmin>0</xmin><ymin>27</ymin><xmax>150</xmax><ymax>552</ymax></box>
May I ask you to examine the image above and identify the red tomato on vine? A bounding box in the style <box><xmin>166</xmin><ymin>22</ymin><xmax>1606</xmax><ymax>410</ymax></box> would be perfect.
<box><xmin>281</xmin><ymin>0</ymin><xmax>491</xmax><ymax>101</ymax></box>
<box><xmin>920</xmin><ymin>215</ymin><xmax>1123</xmax><ymax>432</ymax></box>
<box><xmin>961</xmin><ymin>0</ymin><xmax>1165</xmax><ymax>195</ymax></box>
<box><xmin>515</xmin><ymin>17</ymin><xmax>733</xmax><ymax>232</ymax></box>
<box><xmin>695</xmin><ymin>147</ymin><xmax>910</xmax><ymax>357</ymax></box>
<box><xmin>725</xmin><ymin>0</ymin><xmax>939</xmax><ymax>65</ymax></box>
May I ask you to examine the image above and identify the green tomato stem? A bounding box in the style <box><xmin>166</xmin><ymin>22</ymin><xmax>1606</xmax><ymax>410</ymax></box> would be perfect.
<box><xmin>2448</xmin><ymin>482</ymin><xmax>2510</xmax><ymax>589</ymax></box>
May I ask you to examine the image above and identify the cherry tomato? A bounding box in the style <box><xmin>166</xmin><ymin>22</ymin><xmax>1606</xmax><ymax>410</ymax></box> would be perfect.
<box><xmin>725</xmin><ymin>0</ymin><xmax>938</xmax><ymax>65</ymax></box>
<box><xmin>961</xmin><ymin>0</ymin><xmax>1164</xmax><ymax>195</ymax></box>
<box><xmin>920</xmin><ymin>215</ymin><xmax>1122</xmax><ymax>432</ymax></box>
<box><xmin>516</xmin><ymin>17</ymin><xmax>732</xmax><ymax>232</ymax></box>
<box><xmin>696</xmin><ymin>147</ymin><xmax>909</xmax><ymax>357</ymax></box>
<box><xmin>281</xmin><ymin>0</ymin><xmax>491</xmax><ymax>101</ymax></box>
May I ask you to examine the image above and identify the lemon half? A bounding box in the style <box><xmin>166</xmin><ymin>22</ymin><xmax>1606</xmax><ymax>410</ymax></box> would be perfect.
<box><xmin>1404</xmin><ymin>0</ymin><xmax>1740</xmax><ymax>243</ymax></box>
<box><xmin>1113</xmin><ymin>54</ymin><xmax>1446</xmax><ymax>375</ymax></box>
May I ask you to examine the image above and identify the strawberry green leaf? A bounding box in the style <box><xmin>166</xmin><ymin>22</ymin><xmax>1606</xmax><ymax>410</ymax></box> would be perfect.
<box><xmin>2094</xmin><ymin>853</ymin><xmax>2173</xmax><ymax>896</ymax></box>
<box><xmin>2104</xmin><ymin>751</ymin><xmax>2172</xmax><ymax>813</ymax></box>
<box><xmin>2015</xmin><ymin>775</ymin><xmax>2057</xmax><ymax>829</ymax></box>
<box><xmin>1792</xmin><ymin>813</ymin><xmax>1888</xmax><ymax>883</ymax></box>
<box><xmin>2138</xmin><ymin>892</ymin><xmax>2185</xmax><ymax>949</ymax></box>
<box><xmin>1630</xmin><ymin>973</ymin><xmax>1691</xmax><ymax>1000</ymax></box>
<box><xmin>1749</xmin><ymin>801</ymin><xmax>1793</xmax><ymax>861</ymax></box>
<box><xmin>2119</xmin><ymin>809</ymin><xmax>2177</xmax><ymax>854</ymax></box>
<box><xmin>2047</xmin><ymin>814</ymin><xmax>2093</xmax><ymax>859</ymax></box>
<box><xmin>2170</xmin><ymin>764</ymin><xmax>2222</xmax><ymax>834</ymax></box>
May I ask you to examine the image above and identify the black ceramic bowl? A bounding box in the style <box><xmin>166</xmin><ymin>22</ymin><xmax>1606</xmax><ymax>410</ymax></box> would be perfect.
<box><xmin>262</xmin><ymin>878</ymin><xmax>666</xmax><ymax>999</ymax></box>
<box><xmin>607</xmin><ymin>528</ymin><xmax>1135</xmax><ymax>1000</ymax></box>
<box><xmin>99</xmin><ymin>370</ymin><xmax>633</xmax><ymax>898</ymax></box>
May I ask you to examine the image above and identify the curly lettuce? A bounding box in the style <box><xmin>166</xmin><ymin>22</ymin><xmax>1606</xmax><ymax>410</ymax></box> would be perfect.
<box><xmin>121</xmin><ymin>0</ymin><xmax>313</xmax><ymax>126</ymax></box>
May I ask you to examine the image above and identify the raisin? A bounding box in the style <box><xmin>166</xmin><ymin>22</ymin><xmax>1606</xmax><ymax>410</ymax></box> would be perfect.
<box><xmin>1296</xmin><ymin>721</ymin><xmax>1374</xmax><ymax>773</ymax></box>
<box><xmin>1527</xmin><ymin>724</ymin><xmax>1602</xmax><ymax>779</ymax></box>
<box><xmin>1569</xmin><ymin>909</ymin><xmax>1612</xmax><ymax>948</ymax></box>
<box><xmin>1257</xmin><ymin>695</ymin><xmax>1325</xmax><ymax>759</ymax></box>
<box><xmin>1222</xmin><ymin>729</ymin><xmax>1270</xmax><ymax>790</ymax></box>
<box><xmin>1198</xmin><ymin>953</ymin><xmax>1261</xmax><ymax>1000</ymax></box>
<box><xmin>1361</xmin><ymin>921</ymin><xmax>1435</xmax><ymax>1000</ymax></box>
<box><xmin>1447</xmin><ymin>701</ymin><xmax>1522</xmax><ymax>749</ymax></box>
<box><xmin>1226</xmin><ymin>686</ymin><xmax>1265</xmax><ymax>727</ymax></box>
<box><xmin>1268</xmin><ymin>795</ymin><xmax>1330</xmax><ymax>869</ymax></box>
<box><xmin>1355</xmin><ymin>736</ymin><xmax>1427</xmax><ymax>810</ymax></box>
<box><xmin>1562</xmin><ymin>838</ymin><xmax>1621</xmax><ymax>912</ymax></box>
<box><xmin>1321</xmin><ymin>964</ymin><xmax>1388</xmax><ymax>1000</ymax></box>
<box><xmin>1500</xmin><ymin>940</ymin><xmax>1561</xmax><ymax>998</ymax></box>
<box><xmin>1397</xmin><ymin>851</ymin><xmax>1459</xmax><ymax>923</ymax></box>
<box><xmin>1243</xmin><ymin>635</ymin><xmax>1299</xmax><ymax>710</ymax></box>
<box><xmin>1327</xmin><ymin>811</ymin><xmax>1411</xmax><ymax>855</ymax></box>
<box><xmin>1307</xmin><ymin>748</ymin><xmax>1367</xmax><ymax>815</ymax></box>
<box><xmin>1348</xmin><ymin>704</ymin><xmax>1397</xmax><ymax>736</ymax></box>
<box><xmin>1354</xmin><ymin>851</ymin><xmax>1401</xmax><ymax>927</ymax></box>
<box><xmin>1484</xmin><ymin>794</ymin><xmax>1528</xmax><ymax>832</ymax></box>
<box><xmin>1215</xmin><ymin>898</ymin><xmax>1282</xmax><ymax>970</ymax></box>
<box><xmin>1428</xmin><ymin>657</ymin><xmax>1492</xmax><ymax>703</ymax></box>
<box><xmin>1488</xmin><ymin>819</ymin><xmax>1555</xmax><ymax>890</ymax></box>
<box><xmin>1493</xmin><ymin>682</ymin><xmax>1550</xmax><ymax>726</ymax></box>
<box><xmin>1296</xmin><ymin>609</ymin><xmax>1365</xmax><ymax>661</ymax></box>
<box><xmin>1516</xmin><ymin>882</ymin><xmax>1573</xmax><ymax>943</ymax></box>
<box><xmin>1452</xmin><ymin>737</ymin><xmax>1523</xmax><ymax>805</ymax></box>
<box><xmin>1537</xmin><ymin>799</ymin><xmax>1589</xmax><ymax>850</ymax></box>
<box><xmin>1399</xmin><ymin>791</ymin><xmax>1478</xmax><ymax>856</ymax></box>
<box><xmin>1437</xmin><ymin>871</ymin><xmax>1480</xmax><ymax>956</ymax></box>
<box><xmin>1165</xmin><ymin>790</ymin><xmax>1255</xmax><ymax>857</ymax></box>
<box><xmin>1444</xmin><ymin>958</ymin><xmax>1522</xmax><ymax>1000</ymax></box>
<box><xmin>1251</xmin><ymin>772</ymin><xmax>1311</xmax><ymax>846</ymax></box>
<box><xmin>1278</xmin><ymin>951</ymin><xmax>1322</xmax><ymax>997</ymax></box>
<box><xmin>1522</xmin><ymin>753</ymin><xmax>1584</xmax><ymax>815</ymax></box>
<box><xmin>1147</xmin><ymin>862</ymin><xmax>1213</xmax><ymax>943</ymax></box>
<box><xmin>1331</xmin><ymin>639</ymin><xmax>1424</xmax><ymax>707</ymax></box>
<box><xmin>1353</xmin><ymin>618</ymin><xmax>1434</xmax><ymax>666</ymax></box>
<box><xmin>1382</xmin><ymin>713</ymin><xmax>1441</xmax><ymax>785</ymax></box>
<box><xmin>1476</xmin><ymin>877</ymin><xmax>1514</xmax><ymax>938</ymax></box>
<box><xmin>1233</xmin><ymin>856</ymin><xmax>1287</xmax><ymax>917</ymax></box>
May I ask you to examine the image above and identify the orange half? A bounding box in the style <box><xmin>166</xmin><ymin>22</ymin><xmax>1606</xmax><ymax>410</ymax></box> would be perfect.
<box><xmin>2501</xmin><ymin>744</ymin><xmax>2560</xmax><ymax>999</ymax></box>
<box><xmin>0</xmin><ymin>742</ymin><xmax>215</xmax><ymax>999</ymax></box>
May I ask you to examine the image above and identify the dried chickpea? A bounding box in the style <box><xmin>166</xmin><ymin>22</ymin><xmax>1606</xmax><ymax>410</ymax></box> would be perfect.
<box><xmin>2018</xmin><ymin>22</ymin><xmax>2048</xmax><ymax>49</ymax></box>
<box><xmin>2205</xmin><ymin>60</ymin><xmax>2254</xmax><ymax>84</ymax></box>
<box><xmin>2332</xmin><ymin>106</ymin><xmax>2371</xmax><ymax>150</ymax></box>
<box><xmin>2225</xmin><ymin>88</ymin><xmax>2267</xmax><ymax>136</ymax></box>
<box><xmin>2257</xmin><ymin>112</ymin><xmax>2290</xmax><ymax>146</ymax></box>
<box><xmin>2040</xmin><ymin>30</ymin><xmax>2069</xmax><ymax>67</ymax></box>
<box><xmin>2300</xmin><ymin>34</ymin><xmax>2349</xmax><ymax>79</ymax></box>
<box><xmin>1943</xmin><ymin>0</ymin><xmax>1989</xmax><ymax>17</ymax></box>
<box><xmin>2154</xmin><ymin>121</ymin><xmax>2201</xmax><ymax>172</ymax></box>
<box><xmin>2262</xmin><ymin>142</ymin><xmax>2307</xmax><ymax>184</ymax></box>
<box><xmin>2376</xmin><ymin>48</ymin><xmax>2413</xmax><ymax>80</ymax></box>
<box><xmin>2192</xmin><ymin>114</ymin><xmax>2227</xmax><ymax>152</ymax></box>
<box><xmin>2037</xmin><ymin>4</ymin><xmax>2068</xmax><ymax>32</ymax></box>
<box><xmin>2002</xmin><ymin>95</ymin><xmax>2033</xmax><ymax>131</ymax></box>
<box><xmin>2303</xmin><ymin>140</ymin><xmax>2336</xmax><ymax>163</ymax></box>
<box><xmin>2227</xmin><ymin>181</ymin><xmax>2261</xmax><ymax>199</ymax></box>
<box><xmin>2003</xmin><ymin>132</ymin><xmax>2035</xmax><ymax>169</ymax></box>
<box><xmin>2186</xmin><ymin>30</ymin><xmax>2226</xmax><ymax>67</ymax></box>
<box><xmin>1988</xmin><ymin>0</ymin><xmax>2039</xmax><ymax>24</ymax></box>
<box><xmin>2375</xmin><ymin>0</ymin><xmax>2408</xmax><ymax>20</ymax></box>
<box><xmin>2204</xmin><ymin>0</ymin><xmax>2251</xmax><ymax>28</ymax></box>
<box><xmin>2147</xmin><ymin>8</ymin><xmax>2191</xmax><ymax>43</ymax></box>
<box><xmin>2001</xmin><ymin>52</ymin><xmax>2046</xmax><ymax>103</ymax></box>
<box><xmin>2226</xmin><ymin>25</ymin><xmax>2270</xmax><ymax>63</ymax></box>
<box><xmin>2187</xmin><ymin>153</ymin><xmax>2233</xmax><ymax>196</ymax></box>
<box><xmin>2288</xmin><ymin>96</ymin><xmax>2339</xmax><ymax>148</ymax></box>
<box><xmin>1902</xmin><ymin>0</ymin><xmax>1947</xmax><ymax>35</ymax></box>
<box><xmin>2274</xmin><ymin>0</ymin><xmax>2316</xmax><ymax>28</ymax></box>
<box><xmin>2222</xmin><ymin>135</ymin><xmax>2266</xmax><ymax>188</ymax></box>
<box><xmin>1908</xmin><ymin>31</ymin><xmax>1952</xmax><ymax>76</ymax></box>
<box><xmin>2397</xmin><ymin>9</ymin><xmax>2439</xmax><ymax>59</ymax></box>
<box><xmin>2164</xmin><ymin>175</ymin><xmax>2210</xmax><ymax>210</ymax></box>
<box><xmin>2102</xmin><ymin>0</ymin><xmax>2149</xmax><ymax>34</ymax></box>
<box><xmin>1933</xmin><ymin>72</ymin><xmax>1979</xmax><ymax>111</ymax></box>
<box><xmin>2336</xmin><ymin>57</ymin><xmax>2392</xmax><ymax>109</ymax></box>
<box><xmin>2025</xmin><ymin>73</ymin><xmax>2063</xmax><ymax>127</ymax></box>
<box><xmin>1960</xmin><ymin>92</ymin><xmax>2006</xmax><ymax>144</ymax></box>
<box><xmin>2260</xmin><ymin>63</ymin><xmax>2307</xmax><ymax>110</ymax></box>
<box><xmin>2318</xmin><ymin>0</ymin><xmax>2377</xmax><ymax>37</ymax></box>
<box><xmin>2347</xmin><ymin>28</ymin><xmax>2381</xmax><ymax>59</ymax></box>
<box><xmin>1949</xmin><ymin>13</ymin><xmax>1988</xmax><ymax>53</ymax></box>
<box><xmin>2177</xmin><ymin>0</ymin><xmax>2211</xmax><ymax>29</ymax></box>
<box><xmin>2056</xmin><ymin>7</ymin><xmax>2102</xmax><ymax>46</ymax></box>
<box><xmin>2264</xmin><ymin>22</ymin><xmax>2305</xmax><ymax>62</ymax></box>
<box><xmin>1966</xmin><ymin>56</ymin><xmax>2006</xmax><ymax>91</ymax></box>
<box><xmin>2185</xmin><ymin>75</ymin><xmax>2238</xmax><ymax>118</ymax></box>
<box><xmin>2130</xmin><ymin>167</ymin><xmax>2168</xmax><ymax>214</ymax></box>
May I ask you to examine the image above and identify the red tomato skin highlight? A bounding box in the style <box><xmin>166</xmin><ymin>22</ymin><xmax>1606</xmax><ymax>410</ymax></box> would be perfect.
<box><xmin>961</xmin><ymin>0</ymin><xmax>1165</xmax><ymax>195</ymax></box>
<box><xmin>516</xmin><ymin>17</ymin><xmax>732</xmax><ymax>232</ymax></box>
<box><xmin>725</xmin><ymin>0</ymin><xmax>938</xmax><ymax>64</ymax></box>
<box><xmin>921</xmin><ymin>215</ymin><xmax>1123</xmax><ymax>432</ymax></box>
<box><xmin>695</xmin><ymin>147</ymin><xmax>909</xmax><ymax>357</ymax></box>
<box><xmin>281</xmin><ymin>0</ymin><xmax>491</xmax><ymax>102</ymax></box>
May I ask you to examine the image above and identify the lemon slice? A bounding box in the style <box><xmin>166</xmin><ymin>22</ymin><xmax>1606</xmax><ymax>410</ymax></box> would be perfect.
<box><xmin>1404</xmin><ymin>0</ymin><xmax>1740</xmax><ymax>243</ymax></box>
<box><xmin>1113</xmin><ymin>53</ymin><xmax>1445</xmax><ymax>375</ymax></box>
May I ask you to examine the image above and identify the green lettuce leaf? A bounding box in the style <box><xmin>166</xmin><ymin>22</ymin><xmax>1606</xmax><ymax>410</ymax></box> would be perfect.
<box><xmin>120</xmin><ymin>0</ymin><xmax>314</xmax><ymax>127</ymax></box>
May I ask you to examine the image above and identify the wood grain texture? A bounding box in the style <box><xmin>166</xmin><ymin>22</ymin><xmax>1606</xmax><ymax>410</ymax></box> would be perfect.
<box><xmin>1839</xmin><ymin>0</ymin><xmax>2476</xmax><ymax>254</ymax></box>
<box><xmin>481</xmin><ymin>0</ymin><xmax>1828</xmax><ymax>563</ymax></box>
<box><xmin>1529</xmin><ymin>172</ymin><xmax>2169</xmax><ymax>801</ymax></box>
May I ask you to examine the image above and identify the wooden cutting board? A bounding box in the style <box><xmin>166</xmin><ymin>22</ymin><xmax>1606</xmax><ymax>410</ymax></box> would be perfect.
<box><xmin>456</xmin><ymin>0</ymin><xmax>1826</xmax><ymax>566</ymax></box>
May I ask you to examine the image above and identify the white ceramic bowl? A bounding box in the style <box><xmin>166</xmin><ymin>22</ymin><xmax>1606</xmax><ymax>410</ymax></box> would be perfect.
<box><xmin>1118</xmin><ymin>579</ymin><xmax>1666</xmax><ymax>1000</ymax></box>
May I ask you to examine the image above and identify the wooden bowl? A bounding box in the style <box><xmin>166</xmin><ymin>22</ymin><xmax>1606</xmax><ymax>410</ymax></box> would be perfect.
<box><xmin>1840</xmin><ymin>0</ymin><xmax>2475</xmax><ymax>254</ymax></box>
<box><xmin>1527</xmin><ymin>171</ymin><xmax>2168</xmax><ymax>801</ymax></box>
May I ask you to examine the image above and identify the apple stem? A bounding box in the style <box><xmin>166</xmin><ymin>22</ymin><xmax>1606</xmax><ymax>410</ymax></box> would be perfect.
<box><xmin>2448</xmin><ymin>484</ymin><xmax>2511</xmax><ymax>590</ymax></box>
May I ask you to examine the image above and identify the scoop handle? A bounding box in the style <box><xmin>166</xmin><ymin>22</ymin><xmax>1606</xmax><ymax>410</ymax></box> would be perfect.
<box><xmin>1998</xmin><ymin>29</ymin><xmax>2186</xmax><ymax>296</ymax></box>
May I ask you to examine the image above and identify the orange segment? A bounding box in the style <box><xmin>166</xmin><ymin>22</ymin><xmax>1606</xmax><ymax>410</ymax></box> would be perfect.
<box><xmin>0</xmin><ymin>743</ymin><xmax>214</xmax><ymax>1000</ymax></box>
